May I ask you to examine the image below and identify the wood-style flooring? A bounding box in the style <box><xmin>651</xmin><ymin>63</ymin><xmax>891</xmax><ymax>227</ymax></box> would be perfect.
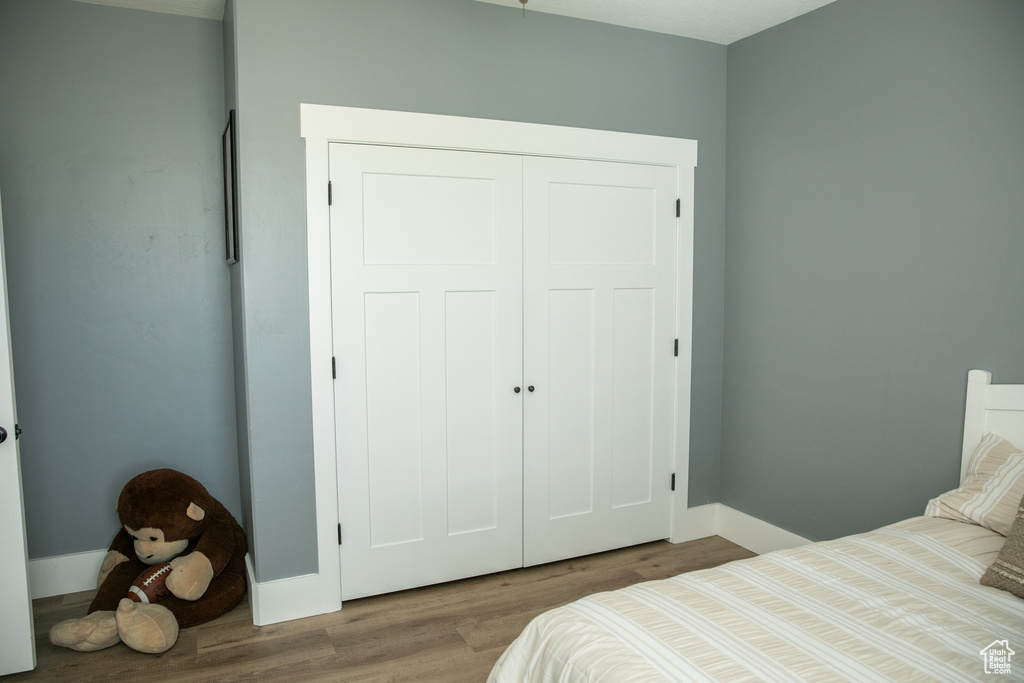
<box><xmin>6</xmin><ymin>535</ymin><xmax>755</xmax><ymax>682</ymax></box>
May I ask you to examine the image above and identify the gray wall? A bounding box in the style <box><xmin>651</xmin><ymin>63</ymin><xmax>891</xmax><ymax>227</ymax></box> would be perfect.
<box><xmin>723</xmin><ymin>0</ymin><xmax>1024</xmax><ymax>541</ymax></box>
<box><xmin>0</xmin><ymin>0</ymin><xmax>240</xmax><ymax>558</ymax></box>
<box><xmin>5</xmin><ymin>0</ymin><xmax>1020</xmax><ymax>582</ymax></box>
<box><xmin>229</xmin><ymin>0</ymin><xmax>727</xmax><ymax>581</ymax></box>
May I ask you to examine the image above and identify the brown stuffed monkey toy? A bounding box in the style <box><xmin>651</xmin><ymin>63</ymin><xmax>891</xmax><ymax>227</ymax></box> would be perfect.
<box><xmin>49</xmin><ymin>469</ymin><xmax>247</xmax><ymax>654</ymax></box>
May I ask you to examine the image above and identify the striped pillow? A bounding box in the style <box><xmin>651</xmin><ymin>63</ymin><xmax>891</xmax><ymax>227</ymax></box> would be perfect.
<box><xmin>981</xmin><ymin>496</ymin><xmax>1024</xmax><ymax>598</ymax></box>
<box><xmin>924</xmin><ymin>433</ymin><xmax>1024</xmax><ymax>536</ymax></box>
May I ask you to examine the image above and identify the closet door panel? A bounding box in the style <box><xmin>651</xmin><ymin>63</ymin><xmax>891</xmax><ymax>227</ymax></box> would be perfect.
<box><xmin>548</xmin><ymin>183</ymin><xmax>656</xmax><ymax>265</ymax></box>
<box><xmin>611</xmin><ymin>287</ymin><xmax>656</xmax><ymax>509</ymax></box>
<box><xmin>523</xmin><ymin>156</ymin><xmax>677</xmax><ymax>566</ymax></box>
<box><xmin>363</xmin><ymin>292</ymin><xmax>424</xmax><ymax>547</ymax></box>
<box><xmin>546</xmin><ymin>288</ymin><xmax>596</xmax><ymax>519</ymax></box>
<box><xmin>361</xmin><ymin>173</ymin><xmax>496</xmax><ymax>265</ymax></box>
<box><xmin>444</xmin><ymin>290</ymin><xmax>500</xmax><ymax>535</ymax></box>
<box><xmin>331</xmin><ymin>144</ymin><xmax>523</xmax><ymax>600</ymax></box>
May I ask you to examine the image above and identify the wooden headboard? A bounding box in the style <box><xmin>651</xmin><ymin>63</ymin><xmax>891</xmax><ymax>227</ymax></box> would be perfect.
<box><xmin>962</xmin><ymin>369</ymin><xmax>1024</xmax><ymax>483</ymax></box>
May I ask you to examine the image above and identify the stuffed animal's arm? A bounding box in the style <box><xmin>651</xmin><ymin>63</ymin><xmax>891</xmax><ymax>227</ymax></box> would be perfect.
<box><xmin>97</xmin><ymin>551</ymin><xmax>130</xmax><ymax>589</ymax></box>
<box><xmin>166</xmin><ymin>515</ymin><xmax>237</xmax><ymax>601</ymax></box>
<box><xmin>167</xmin><ymin>552</ymin><xmax>215</xmax><ymax>601</ymax></box>
<box><xmin>189</xmin><ymin>516</ymin><xmax>236</xmax><ymax>576</ymax></box>
<box><xmin>96</xmin><ymin>528</ymin><xmax>134</xmax><ymax>589</ymax></box>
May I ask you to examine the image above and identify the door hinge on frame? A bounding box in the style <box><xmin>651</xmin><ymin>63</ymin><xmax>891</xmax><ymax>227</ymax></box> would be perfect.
<box><xmin>338</xmin><ymin>523</ymin><xmax>343</xmax><ymax>545</ymax></box>
<box><xmin>676</xmin><ymin>198</ymin><xmax>681</xmax><ymax>217</ymax></box>
<box><xmin>332</xmin><ymin>356</ymin><xmax>337</xmax><ymax>379</ymax></box>
<box><xmin>328</xmin><ymin>181</ymin><xmax>333</xmax><ymax>206</ymax></box>
<box><xmin>674</xmin><ymin>339</ymin><xmax>679</xmax><ymax>357</ymax></box>
<box><xmin>671</xmin><ymin>473</ymin><xmax>676</xmax><ymax>491</ymax></box>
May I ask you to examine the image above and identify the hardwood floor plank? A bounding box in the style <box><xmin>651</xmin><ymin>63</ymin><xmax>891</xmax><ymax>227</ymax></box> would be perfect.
<box><xmin>3</xmin><ymin>536</ymin><xmax>753</xmax><ymax>682</ymax></box>
<box><xmin>326</xmin><ymin>639</ymin><xmax>496</xmax><ymax>683</ymax></box>
<box><xmin>325</xmin><ymin>618</ymin><xmax>466</xmax><ymax>667</ymax></box>
<box><xmin>452</xmin><ymin>567</ymin><xmax>648</xmax><ymax>654</ymax></box>
<box><xmin>632</xmin><ymin>535</ymin><xmax>756</xmax><ymax>580</ymax></box>
<box><xmin>191</xmin><ymin>629</ymin><xmax>337</xmax><ymax>683</ymax></box>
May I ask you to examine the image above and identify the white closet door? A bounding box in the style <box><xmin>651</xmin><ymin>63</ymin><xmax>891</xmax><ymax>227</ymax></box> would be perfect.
<box><xmin>522</xmin><ymin>156</ymin><xmax>677</xmax><ymax>566</ymax></box>
<box><xmin>330</xmin><ymin>144</ymin><xmax>524</xmax><ymax>600</ymax></box>
<box><xmin>0</xmin><ymin>191</ymin><xmax>34</xmax><ymax>675</ymax></box>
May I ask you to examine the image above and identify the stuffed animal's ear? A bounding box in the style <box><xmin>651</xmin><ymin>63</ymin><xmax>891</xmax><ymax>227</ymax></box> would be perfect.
<box><xmin>187</xmin><ymin>502</ymin><xmax>206</xmax><ymax>521</ymax></box>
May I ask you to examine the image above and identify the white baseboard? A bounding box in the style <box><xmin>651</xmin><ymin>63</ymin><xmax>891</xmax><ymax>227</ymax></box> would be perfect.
<box><xmin>28</xmin><ymin>548</ymin><xmax>333</xmax><ymax>627</ymax></box>
<box><xmin>27</xmin><ymin>549</ymin><xmax>327</xmax><ymax>627</ymax></box>
<box><xmin>29</xmin><ymin>505</ymin><xmax>807</xmax><ymax>620</ymax></box>
<box><xmin>681</xmin><ymin>503</ymin><xmax>811</xmax><ymax>555</ymax></box>
<box><xmin>29</xmin><ymin>549</ymin><xmax>106</xmax><ymax>599</ymax></box>
<box><xmin>245</xmin><ymin>555</ymin><xmax>338</xmax><ymax>626</ymax></box>
<box><xmin>677</xmin><ymin>502</ymin><xmax>720</xmax><ymax>542</ymax></box>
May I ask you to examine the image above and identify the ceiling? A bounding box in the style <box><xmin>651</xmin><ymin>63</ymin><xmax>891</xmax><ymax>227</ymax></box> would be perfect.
<box><xmin>73</xmin><ymin>0</ymin><xmax>226</xmax><ymax>21</ymax></box>
<box><xmin>72</xmin><ymin>0</ymin><xmax>837</xmax><ymax>45</ymax></box>
<box><xmin>470</xmin><ymin>0</ymin><xmax>837</xmax><ymax>44</ymax></box>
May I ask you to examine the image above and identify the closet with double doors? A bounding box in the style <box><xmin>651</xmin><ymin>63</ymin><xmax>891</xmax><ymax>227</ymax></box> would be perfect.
<box><xmin>302</xmin><ymin>105</ymin><xmax>696</xmax><ymax>602</ymax></box>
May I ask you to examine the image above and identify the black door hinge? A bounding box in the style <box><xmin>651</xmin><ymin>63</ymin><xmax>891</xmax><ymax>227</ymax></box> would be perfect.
<box><xmin>332</xmin><ymin>356</ymin><xmax>337</xmax><ymax>379</ymax></box>
<box><xmin>674</xmin><ymin>339</ymin><xmax>679</xmax><ymax>357</ymax></box>
<box><xmin>338</xmin><ymin>524</ymin><xmax>343</xmax><ymax>545</ymax></box>
<box><xmin>676</xmin><ymin>198</ymin><xmax>680</xmax><ymax>217</ymax></box>
<box><xmin>671</xmin><ymin>473</ymin><xmax>676</xmax><ymax>491</ymax></box>
<box><xmin>328</xmin><ymin>181</ymin><xmax>333</xmax><ymax>206</ymax></box>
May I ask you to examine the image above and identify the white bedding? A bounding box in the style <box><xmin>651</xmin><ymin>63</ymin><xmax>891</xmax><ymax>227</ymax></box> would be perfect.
<box><xmin>489</xmin><ymin>517</ymin><xmax>1024</xmax><ymax>682</ymax></box>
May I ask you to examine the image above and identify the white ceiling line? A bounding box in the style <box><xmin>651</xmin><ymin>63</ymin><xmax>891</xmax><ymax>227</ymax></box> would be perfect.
<box><xmin>72</xmin><ymin>0</ymin><xmax>226</xmax><ymax>21</ymax></box>
<box><xmin>471</xmin><ymin>0</ymin><xmax>838</xmax><ymax>44</ymax></box>
<box><xmin>70</xmin><ymin>0</ymin><xmax>838</xmax><ymax>45</ymax></box>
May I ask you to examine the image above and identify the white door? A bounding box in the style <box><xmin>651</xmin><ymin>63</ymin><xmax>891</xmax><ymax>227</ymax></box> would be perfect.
<box><xmin>0</xmin><ymin>191</ymin><xmax>35</xmax><ymax>675</ymax></box>
<box><xmin>522</xmin><ymin>157</ymin><xmax>678</xmax><ymax>566</ymax></box>
<box><xmin>331</xmin><ymin>144</ymin><xmax>524</xmax><ymax>600</ymax></box>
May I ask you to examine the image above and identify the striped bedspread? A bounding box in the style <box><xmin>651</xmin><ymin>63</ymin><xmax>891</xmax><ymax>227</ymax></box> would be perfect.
<box><xmin>489</xmin><ymin>517</ymin><xmax>1024</xmax><ymax>682</ymax></box>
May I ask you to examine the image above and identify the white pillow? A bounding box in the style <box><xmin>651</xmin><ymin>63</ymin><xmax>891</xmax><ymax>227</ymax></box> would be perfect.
<box><xmin>925</xmin><ymin>433</ymin><xmax>1024</xmax><ymax>536</ymax></box>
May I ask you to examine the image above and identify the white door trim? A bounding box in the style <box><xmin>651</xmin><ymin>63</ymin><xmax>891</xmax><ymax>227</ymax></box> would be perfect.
<box><xmin>300</xmin><ymin>104</ymin><xmax>696</xmax><ymax>620</ymax></box>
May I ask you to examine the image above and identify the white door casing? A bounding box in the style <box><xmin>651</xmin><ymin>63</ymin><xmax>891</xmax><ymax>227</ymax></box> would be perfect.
<box><xmin>0</xmin><ymin>190</ymin><xmax>36</xmax><ymax>675</ymax></box>
<box><xmin>301</xmin><ymin>105</ymin><xmax>696</xmax><ymax>615</ymax></box>
<box><xmin>331</xmin><ymin>144</ymin><xmax>525</xmax><ymax>600</ymax></box>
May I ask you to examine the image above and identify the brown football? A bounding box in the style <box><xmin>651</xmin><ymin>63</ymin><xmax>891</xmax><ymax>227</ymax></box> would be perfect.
<box><xmin>128</xmin><ymin>562</ymin><xmax>173</xmax><ymax>604</ymax></box>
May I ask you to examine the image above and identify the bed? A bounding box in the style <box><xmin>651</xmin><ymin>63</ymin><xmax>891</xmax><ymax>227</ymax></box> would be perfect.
<box><xmin>489</xmin><ymin>370</ymin><xmax>1024</xmax><ymax>682</ymax></box>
